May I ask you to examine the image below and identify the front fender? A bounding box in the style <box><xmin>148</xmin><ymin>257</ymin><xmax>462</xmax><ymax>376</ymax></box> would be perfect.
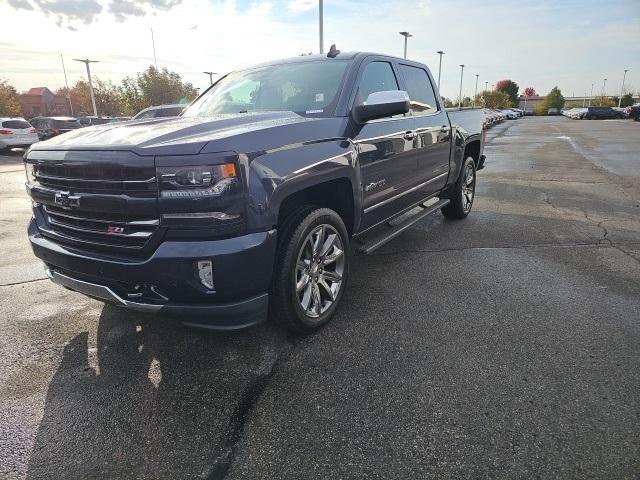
<box><xmin>244</xmin><ymin>140</ymin><xmax>360</xmax><ymax>231</ymax></box>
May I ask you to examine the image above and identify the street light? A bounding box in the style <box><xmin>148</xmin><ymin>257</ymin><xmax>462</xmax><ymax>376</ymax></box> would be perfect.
<box><xmin>436</xmin><ymin>50</ymin><xmax>444</xmax><ymax>91</ymax></box>
<box><xmin>485</xmin><ymin>81</ymin><xmax>488</xmax><ymax>91</ymax></box>
<box><xmin>203</xmin><ymin>71</ymin><xmax>217</xmax><ymax>85</ymax></box>
<box><xmin>399</xmin><ymin>32</ymin><xmax>412</xmax><ymax>59</ymax></box>
<box><xmin>473</xmin><ymin>74</ymin><xmax>479</xmax><ymax>108</ymax></box>
<box><xmin>588</xmin><ymin>83</ymin><xmax>594</xmax><ymax>107</ymax></box>
<box><xmin>457</xmin><ymin>64</ymin><xmax>465</xmax><ymax>109</ymax></box>
<box><xmin>73</xmin><ymin>58</ymin><xmax>99</xmax><ymax>116</ymax></box>
<box><xmin>601</xmin><ymin>78</ymin><xmax>607</xmax><ymax>104</ymax></box>
<box><xmin>618</xmin><ymin>69</ymin><xmax>628</xmax><ymax>108</ymax></box>
<box><xmin>319</xmin><ymin>0</ymin><xmax>324</xmax><ymax>54</ymax></box>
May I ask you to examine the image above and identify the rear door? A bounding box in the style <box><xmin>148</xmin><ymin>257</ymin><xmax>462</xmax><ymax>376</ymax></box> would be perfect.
<box><xmin>351</xmin><ymin>58</ymin><xmax>423</xmax><ymax>230</ymax></box>
<box><xmin>397</xmin><ymin>63</ymin><xmax>450</xmax><ymax>195</ymax></box>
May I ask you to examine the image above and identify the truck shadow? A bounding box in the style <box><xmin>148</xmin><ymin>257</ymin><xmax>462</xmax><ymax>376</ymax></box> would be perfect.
<box><xmin>26</xmin><ymin>304</ymin><xmax>287</xmax><ymax>479</ymax></box>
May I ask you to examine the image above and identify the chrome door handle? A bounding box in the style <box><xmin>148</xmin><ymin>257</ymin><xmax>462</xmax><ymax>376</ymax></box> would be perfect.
<box><xmin>403</xmin><ymin>131</ymin><xmax>416</xmax><ymax>140</ymax></box>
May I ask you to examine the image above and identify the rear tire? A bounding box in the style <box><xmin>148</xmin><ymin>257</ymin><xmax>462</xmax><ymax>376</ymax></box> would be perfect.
<box><xmin>271</xmin><ymin>207</ymin><xmax>350</xmax><ymax>334</ymax></box>
<box><xmin>442</xmin><ymin>157</ymin><xmax>476</xmax><ymax>220</ymax></box>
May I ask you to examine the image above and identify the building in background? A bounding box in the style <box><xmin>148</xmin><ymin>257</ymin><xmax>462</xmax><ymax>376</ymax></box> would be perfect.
<box><xmin>20</xmin><ymin>87</ymin><xmax>70</xmax><ymax>118</ymax></box>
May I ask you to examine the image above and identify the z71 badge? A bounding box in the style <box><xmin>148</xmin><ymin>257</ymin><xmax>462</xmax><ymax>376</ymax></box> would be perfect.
<box><xmin>364</xmin><ymin>179</ymin><xmax>386</xmax><ymax>192</ymax></box>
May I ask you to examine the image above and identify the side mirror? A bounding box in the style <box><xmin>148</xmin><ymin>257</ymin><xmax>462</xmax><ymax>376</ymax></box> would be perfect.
<box><xmin>353</xmin><ymin>90</ymin><xmax>411</xmax><ymax>123</ymax></box>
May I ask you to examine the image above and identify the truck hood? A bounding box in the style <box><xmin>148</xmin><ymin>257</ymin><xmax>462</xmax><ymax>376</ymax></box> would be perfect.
<box><xmin>29</xmin><ymin>112</ymin><xmax>323</xmax><ymax>155</ymax></box>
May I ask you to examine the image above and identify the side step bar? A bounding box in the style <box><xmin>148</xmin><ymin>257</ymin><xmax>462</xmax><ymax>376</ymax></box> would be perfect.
<box><xmin>355</xmin><ymin>198</ymin><xmax>450</xmax><ymax>254</ymax></box>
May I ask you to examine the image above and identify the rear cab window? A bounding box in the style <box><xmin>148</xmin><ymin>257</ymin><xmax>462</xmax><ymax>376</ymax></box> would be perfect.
<box><xmin>398</xmin><ymin>64</ymin><xmax>439</xmax><ymax>115</ymax></box>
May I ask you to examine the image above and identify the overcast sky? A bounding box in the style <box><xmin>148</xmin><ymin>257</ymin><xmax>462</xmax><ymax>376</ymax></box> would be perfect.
<box><xmin>1</xmin><ymin>0</ymin><xmax>639</xmax><ymax>100</ymax></box>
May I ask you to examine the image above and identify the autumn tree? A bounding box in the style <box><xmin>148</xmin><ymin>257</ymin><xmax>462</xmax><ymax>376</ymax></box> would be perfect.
<box><xmin>523</xmin><ymin>86</ymin><xmax>536</xmax><ymax>97</ymax></box>
<box><xmin>477</xmin><ymin>90</ymin><xmax>512</xmax><ymax>109</ymax></box>
<box><xmin>0</xmin><ymin>79</ymin><xmax>22</xmax><ymax>117</ymax></box>
<box><xmin>495</xmin><ymin>79</ymin><xmax>519</xmax><ymax>106</ymax></box>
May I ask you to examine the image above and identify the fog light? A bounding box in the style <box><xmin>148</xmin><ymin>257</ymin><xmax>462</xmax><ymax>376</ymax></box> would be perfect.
<box><xmin>196</xmin><ymin>260</ymin><xmax>214</xmax><ymax>290</ymax></box>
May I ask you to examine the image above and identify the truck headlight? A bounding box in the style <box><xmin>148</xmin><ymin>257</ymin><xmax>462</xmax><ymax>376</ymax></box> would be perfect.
<box><xmin>158</xmin><ymin>163</ymin><xmax>237</xmax><ymax>198</ymax></box>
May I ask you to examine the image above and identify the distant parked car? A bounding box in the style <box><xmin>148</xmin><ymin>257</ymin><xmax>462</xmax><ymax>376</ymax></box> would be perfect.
<box><xmin>132</xmin><ymin>104</ymin><xmax>185</xmax><ymax>120</ymax></box>
<box><xmin>547</xmin><ymin>108</ymin><xmax>560</xmax><ymax>116</ymax></box>
<box><xmin>628</xmin><ymin>104</ymin><xmax>640</xmax><ymax>121</ymax></box>
<box><xmin>0</xmin><ymin>117</ymin><xmax>39</xmax><ymax>151</ymax></box>
<box><xmin>584</xmin><ymin>106</ymin><xmax>624</xmax><ymax>120</ymax></box>
<box><xmin>77</xmin><ymin>116</ymin><xmax>112</xmax><ymax>126</ymax></box>
<box><xmin>30</xmin><ymin>116</ymin><xmax>81</xmax><ymax>140</ymax></box>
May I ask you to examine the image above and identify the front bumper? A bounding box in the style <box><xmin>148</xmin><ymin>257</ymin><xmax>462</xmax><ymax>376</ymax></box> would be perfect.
<box><xmin>30</xmin><ymin>219</ymin><xmax>277</xmax><ymax>330</ymax></box>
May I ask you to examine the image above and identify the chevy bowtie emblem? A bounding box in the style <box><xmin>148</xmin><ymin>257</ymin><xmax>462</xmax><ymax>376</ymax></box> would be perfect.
<box><xmin>54</xmin><ymin>191</ymin><xmax>80</xmax><ymax>209</ymax></box>
<box><xmin>107</xmin><ymin>225</ymin><xmax>125</xmax><ymax>234</ymax></box>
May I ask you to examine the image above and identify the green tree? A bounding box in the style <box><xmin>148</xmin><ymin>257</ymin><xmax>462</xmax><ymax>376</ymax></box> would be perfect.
<box><xmin>543</xmin><ymin>86</ymin><xmax>565</xmax><ymax>110</ymax></box>
<box><xmin>477</xmin><ymin>90</ymin><xmax>511</xmax><ymax>109</ymax></box>
<box><xmin>620</xmin><ymin>93</ymin><xmax>634</xmax><ymax>108</ymax></box>
<box><xmin>121</xmin><ymin>65</ymin><xmax>198</xmax><ymax>115</ymax></box>
<box><xmin>495</xmin><ymin>79</ymin><xmax>519</xmax><ymax>107</ymax></box>
<box><xmin>0</xmin><ymin>79</ymin><xmax>22</xmax><ymax>117</ymax></box>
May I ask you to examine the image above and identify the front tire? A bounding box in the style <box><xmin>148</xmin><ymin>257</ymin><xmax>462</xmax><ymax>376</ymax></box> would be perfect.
<box><xmin>442</xmin><ymin>157</ymin><xmax>476</xmax><ymax>220</ymax></box>
<box><xmin>271</xmin><ymin>207</ymin><xmax>350</xmax><ymax>333</ymax></box>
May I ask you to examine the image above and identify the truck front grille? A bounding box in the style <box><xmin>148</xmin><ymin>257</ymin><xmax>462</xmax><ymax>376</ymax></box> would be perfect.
<box><xmin>41</xmin><ymin>205</ymin><xmax>160</xmax><ymax>250</ymax></box>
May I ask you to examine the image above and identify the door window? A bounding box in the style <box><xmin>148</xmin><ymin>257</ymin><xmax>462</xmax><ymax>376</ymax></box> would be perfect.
<box><xmin>357</xmin><ymin>61</ymin><xmax>399</xmax><ymax>102</ymax></box>
<box><xmin>398</xmin><ymin>64</ymin><xmax>438</xmax><ymax>115</ymax></box>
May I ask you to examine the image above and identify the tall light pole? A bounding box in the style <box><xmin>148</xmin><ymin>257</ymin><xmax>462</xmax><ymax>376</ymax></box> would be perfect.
<box><xmin>436</xmin><ymin>50</ymin><xmax>444</xmax><ymax>91</ymax></box>
<box><xmin>150</xmin><ymin>28</ymin><xmax>158</xmax><ymax>69</ymax></box>
<box><xmin>399</xmin><ymin>31</ymin><xmax>412</xmax><ymax>59</ymax></box>
<box><xmin>473</xmin><ymin>74</ymin><xmax>479</xmax><ymax>108</ymax></box>
<box><xmin>60</xmin><ymin>54</ymin><xmax>73</xmax><ymax>115</ymax></box>
<box><xmin>73</xmin><ymin>58</ymin><xmax>99</xmax><ymax>116</ymax></box>
<box><xmin>203</xmin><ymin>71</ymin><xmax>217</xmax><ymax>85</ymax></box>
<box><xmin>601</xmin><ymin>78</ymin><xmax>607</xmax><ymax>104</ymax></box>
<box><xmin>583</xmin><ymin>93</ymin><xmax>587</xmax><ymax>108</ymax></box>
<box><xmin>457</xmin><ymin>64</ymin><xmax>465</xmax><ymax>109</ymax></box>
<box><xmin>485</xmin><ymin>81</ymin><xmax>488</xmax><ymax>91</ymax></box>
<box><xmin>319</xmin><ymin>0</ymin><xmax>324</xmax><ymax>54</ymax></box>
<box><xmin>618</xmin><ymin>69</ymin><xmax>628</xmax><ymax>108</ymax></box>
<box><xmin>588</xmin><ymin>83</ymin><xmax>594</xmax><ymax>107</ymax></box>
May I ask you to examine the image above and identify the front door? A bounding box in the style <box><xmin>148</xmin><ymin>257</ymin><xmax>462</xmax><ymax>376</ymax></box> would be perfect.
<box><xmin>351</xmin><ymin>59</ymin><xmax>423</xmax><ymax>231</ymax></box>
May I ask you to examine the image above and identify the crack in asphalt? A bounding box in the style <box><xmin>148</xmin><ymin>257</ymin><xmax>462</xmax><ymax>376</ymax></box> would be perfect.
<box><xmin>207</xmin><ymin>334</ymin><xmax>297</xmax><ymax>479</ymax></box>
<box><xmin>0</xmin><ymin>277</ymin><xmax>47</xmax><ymax>287</ymax></box>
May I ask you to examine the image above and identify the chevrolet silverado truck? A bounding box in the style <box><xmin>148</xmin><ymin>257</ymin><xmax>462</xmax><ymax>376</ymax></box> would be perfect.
<box><xmin>24</xmin><ymin>49</ymin><xmax>485</xmax><ymax>333</ymax></box>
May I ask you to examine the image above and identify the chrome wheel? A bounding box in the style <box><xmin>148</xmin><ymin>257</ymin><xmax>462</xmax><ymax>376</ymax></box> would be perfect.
<box><xmin>461</xmin><ymin>162</ymin><xmax>475</xmax><ymax>213</ymax></box>
<box><xmin>295</xmin><ymin>224</ymin><xmax>345</xmax><ymax>319</ymax></box>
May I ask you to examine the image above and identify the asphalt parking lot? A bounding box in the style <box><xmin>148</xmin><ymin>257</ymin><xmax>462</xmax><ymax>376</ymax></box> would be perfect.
<box><xmin>1</xmin><ymin>117</ymin><xmax>639</xmax><ymax>479</ymax></box>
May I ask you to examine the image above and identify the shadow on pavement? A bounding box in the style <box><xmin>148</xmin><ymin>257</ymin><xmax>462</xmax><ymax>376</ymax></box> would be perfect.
<box><xmin>26</xmin><ymin>304</ymin><xmax>286</xmax><ymax>479</ymax></box>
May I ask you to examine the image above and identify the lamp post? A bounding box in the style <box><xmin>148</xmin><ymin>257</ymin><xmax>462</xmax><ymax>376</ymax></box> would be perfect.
<box><xmin>457</xmin><ymin>64</ymin><xmax>465</xmax><ymax>109</ymax></box>
<box><xmin>485</xmin><ymin>81</ymin><xmax>488</xmax><ymax>91</ymax></box>
<box><xmin>73</xmin><ymin>58</ymin><xmax>99</xmax><ymax>116</ymax></box>
<box><xmin>399</xmin><ymin>32</ymin><xmax>412</xmax><ymax>59</ymax></box>
<box><xmin>473</xmin><ymin>74</ymin><xmax>479</xmax><ymax>108</ymax></box>
<box><xmin>319</xmin><ymin>0</ymin><xmax>324</xmax><ymax>54</ymax></box>
<box><xmin>618</xmin><ymin>69</ymin><xmax>628</xmax><ymax>108</ymax></box>
<box><xmin>203</xmin><ymin>71</ymin><xmax>217</xmax><ymax>85</ymax></box>
<box><xmin>588</xmin><ymin>83</ymin><xmax>594</xmax><ymax>107</ymax></box>
<box><xmin>601</xmin><ymin>78</ymin><xmax>607</xmax><ymax>104</ymax></box>
<box><xmin>436</xmin><ymin>50</ymin><xmax>444</xmax><ymax>90</ymax></box>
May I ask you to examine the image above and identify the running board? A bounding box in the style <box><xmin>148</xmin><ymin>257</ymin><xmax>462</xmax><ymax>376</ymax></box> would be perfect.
<box><xmin>356</xmin><ymin>198</ymin><xmax>450</xmax><ymax>254</ymax></box>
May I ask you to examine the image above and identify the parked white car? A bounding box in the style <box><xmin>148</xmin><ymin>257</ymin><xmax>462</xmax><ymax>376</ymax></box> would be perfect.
<box><xmin>0</xmin><ymin>117</ymin><xmax>39</xmax><ymax>151</ymax></box>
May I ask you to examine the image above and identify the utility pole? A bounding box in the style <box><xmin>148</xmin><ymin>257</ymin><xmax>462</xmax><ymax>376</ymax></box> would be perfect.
<box><xmin>436</xmin><ymin>51</ymin><xmax>444</xmax><ymax>91</ymax></box>
<box><xmin>73</xmin><ymin>58</ymin><xmax>99</xmax><ymax>116</ymax></box>
<box><xmin>458</xmin><ymin>64</ymin><xmax>465</xmax><ymax>109</ymax></box>
<box><xmin>60</xmin><ymin>54</ymin><xmax>73</xmax><ymax>115</ymax></box>
<box><xmin>618</xmin><ymin>69</ymin><xmax>628</xmax><ymax>108</ymax></box>
<box><xmin>473</xmin><ymin>74</ymin><xmax>479</xmax><ymax>108</ymax></box>
<box><xmin>588</xmin><ymin>83</ymin><xmax>594</xmax><ymax>107</ymax></box>
<box><xmin>151</xmin><ymin>28</ymin><xmax>158</xmax><ymax>69</ymax></box>
<box><xmin>203</xmin><ymin>71</ymin><xmax>217</xmax><ymax>85</ymax></box>
<box><xmin>319</xmin><ymin>0</ymin><xmax>324</xmax><ymax>54</ymax></box>
<box><xmin>399</xmin><ymin>32</ymin><xmax>412</xmax><ymax>59</ymax></box>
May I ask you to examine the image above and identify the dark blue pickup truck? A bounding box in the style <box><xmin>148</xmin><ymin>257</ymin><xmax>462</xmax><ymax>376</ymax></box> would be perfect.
<box><xmin>24</xmin><ymin>49</ymin><xmax>485</xmax><ymax>333</ymax></box>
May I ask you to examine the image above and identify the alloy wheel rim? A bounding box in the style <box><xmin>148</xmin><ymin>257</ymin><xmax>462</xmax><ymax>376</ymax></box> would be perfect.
<box><xmin>295</xmin><ymin>224</ymin><xmax>345</xmax><ymax>319</ymax></box>
<box><xmin>462</xmin><ymin>163</ymin><xmax>475</xmax><ymax>213</ymax></box>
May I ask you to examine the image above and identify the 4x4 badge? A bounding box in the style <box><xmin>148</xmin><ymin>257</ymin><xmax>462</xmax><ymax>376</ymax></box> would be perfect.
<box><xmin>54</xmin><ymin>191</ymin><xmax>80</xmax><ymax>209</ymax></box>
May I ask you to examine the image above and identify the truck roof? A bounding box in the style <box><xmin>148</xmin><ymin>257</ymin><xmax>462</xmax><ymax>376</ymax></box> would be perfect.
<box><xmin>250</xmin><ymin>51</ymin><xmax>408</xmax><ymax>68</ymax></box>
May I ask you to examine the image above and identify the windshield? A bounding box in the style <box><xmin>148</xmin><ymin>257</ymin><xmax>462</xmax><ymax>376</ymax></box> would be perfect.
<box><xmin>183</xmin><ymin>60</ymin><xmax>348</xmax><ymax>117</ymax></box>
